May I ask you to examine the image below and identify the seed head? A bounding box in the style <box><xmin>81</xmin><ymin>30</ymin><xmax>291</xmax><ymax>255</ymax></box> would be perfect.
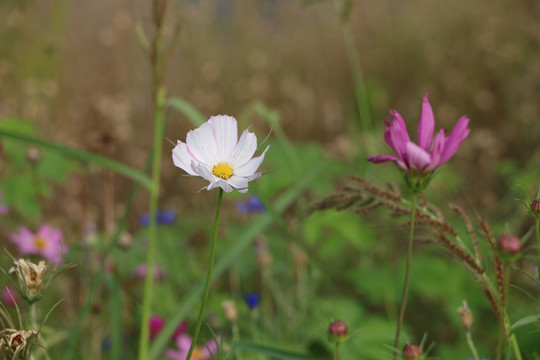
<box><xmin>457</xmin><ymin>300</ymin><xmax>473</xmax><ymax>330</ymax></box>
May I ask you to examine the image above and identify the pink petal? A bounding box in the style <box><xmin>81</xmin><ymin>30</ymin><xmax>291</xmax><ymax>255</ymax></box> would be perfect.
<box><xmin>417</xmin><ymin>93</ymin><xmax>435</xmax><ymax>151</ymax></box>
<box><xmin>427</xmin><ymin>129</ymin><xmax>447</xmax><ymax>171</ymax></box>
<box><xmin>405</xmin><ymin>142</ymin><xmax>431</xmax><ymax>171</ymax></box>
<box><xmin>384</xmin><ymin>111</ymin><xmax>410</xmax><ymax>159</ymax></box>
<box><xmin>439</xmin><ymin>115</ymin><xmax>470</xmax><ymax>165</ymax></box>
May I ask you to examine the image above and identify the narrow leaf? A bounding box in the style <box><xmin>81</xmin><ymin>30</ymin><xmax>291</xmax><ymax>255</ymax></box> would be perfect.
<box><xmin>166</xmin><ymin>97</ymin><xmax>206</xmax><ymax>127</ymax></box>
<box><xmin>0</xmin><ymin>128</ymin><xmax>152</xmax><ymax>189</ymax></box>
<box><xmin>233</xmin><ymin>342</ymin><xmax>325</xmax><ymax>360</ymax></box>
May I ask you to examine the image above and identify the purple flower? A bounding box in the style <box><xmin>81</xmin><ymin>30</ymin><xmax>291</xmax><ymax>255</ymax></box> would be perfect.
<box><xmin>134</xmin><ymin>264</ymin><xmax>166</xmax><ymax>281</ymax></box>
<box><xmin>165</xmin><ymin>334</ymin><xmax>217</xmax><ymax>360</ymax></box>
<box><xmin>368</xmin><ymin>93</ymin><xmax>469</xmax><ymax>189</ymax></box>
<box><xmin>9</xmin><ymin>224</ymin><xmax>66</xmax><ymax>263</ymax></box>
<box><xmin>236</xmin><ymin>195</ymin><xmax>265</xmax><ymax>214</ymax></box>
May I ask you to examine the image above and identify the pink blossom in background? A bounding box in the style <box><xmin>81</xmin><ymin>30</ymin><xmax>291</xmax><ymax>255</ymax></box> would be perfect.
<box><xmin>9</xmin><ymin>224</ymin><xmax>66</xmax><ymax>263</ymax></box>
<box><xmin>149</xmin><ymin>315</ymin><xmax>165</xmax><ymax>340</ymax></box>
<box><xmin>134</xmin><ymin>264</ymin><xmax>166</xmax><ymax>281</ymax></box>
<box><xmin>1</xmin><ymin>286</ymin><xmax>20</xmax><ymax>307</ymax></box>
<box><xmin>165</xmin><ymin>334</ymin><xmax>217</xmax><ymax>360</ymax></box>
<box><xmin>368</xmin><ymin>93</ymin><xmax>470</xmax><ymax>174</ymax></box>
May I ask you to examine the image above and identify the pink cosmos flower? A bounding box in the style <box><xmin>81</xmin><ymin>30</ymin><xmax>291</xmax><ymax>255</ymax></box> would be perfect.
<box><xmin>165</xmin><ymin>334</ymin><xmax>217</xmax><ymax>360</ymax></box>
<box><xmin>9</xmin><ymin>224</ymin><xmax>66</xmax><ymax>263</ymax></box>
<box><xmin>368</xmin><ymin>93</ymin><xmax>470</xmax><ymax>176</ymax></box>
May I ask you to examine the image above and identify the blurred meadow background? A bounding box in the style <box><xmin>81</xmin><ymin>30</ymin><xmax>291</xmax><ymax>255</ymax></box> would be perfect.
<box><xmin>0</xmin><ymin>0</ymin><xmax>539</xmax><ymax>359</ymax></box>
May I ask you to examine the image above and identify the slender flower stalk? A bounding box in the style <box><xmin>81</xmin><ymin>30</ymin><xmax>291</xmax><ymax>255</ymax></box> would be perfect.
<box><xmin>185</xmin><ymin>189</ymin><xmax>224</xmax><ymax>360</ymax></box>
<box><xmin>393</xmin><ymin>193</ymin><xmax>417</xmax><ymax>359</ymax></box>
<box><xmin>534</xmin><ymin>216</ymin><xmax>540</xmax><ymax>280</ymax></box>
<box><xmin>137</xmin><ymin>0</ymin><xmax>168</xmax><ymax>357</ymax></box>
<box><xmin>333</xmin><ymin>343</ymin><xmax>340</xmax><ymax>360</ymax></box>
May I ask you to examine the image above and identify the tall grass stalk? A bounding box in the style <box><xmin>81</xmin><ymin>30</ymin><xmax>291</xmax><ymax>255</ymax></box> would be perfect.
<box><xmin>535</xmin><ymin>217</ymin><xmax>540</xmax><ymax>281</ymax></box>
<box><xmin>137</xmin><ymin>0</ymin><xmax>168</xmax><ymax>357</ymax></box>
<box><xmin>186</xmin><ymin>189</ymin><xmax>224</xmax><ymax>360</ymax></box>
<box><xmin>393</xmin><ymin>193</ymin><xmax>417</xmax><ymax>360</ymax></box>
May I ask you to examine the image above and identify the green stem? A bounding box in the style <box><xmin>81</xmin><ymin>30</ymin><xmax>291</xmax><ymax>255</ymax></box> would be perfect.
<box><xmin>137</xmin><ymin>53</ymin><xmax>167</xmax><ymax>360</ymax></box>
<box><xmin>535</xmin><ymin>217</ymin><xmax>540</xmax><ymax>281</ymax></box>
<box><xmin>334</xmin><ymin>343</ymin><xmax>340</xmax><ymax>360</ymax></box>
<box><xmin>392</xmin><ymin>193</ymin><xmax>417</xmax><ymax>360</ymax></box>
<box><xmin>465</xmin><ymin>331</ymin><xmax>480</xmax><ymax>360</ymax></box>
<box><xmin>186</xmin><ymin>189</ymin><xmax>224</xmax><ymax>360</ymax></box>
<box><xmin>25</xmin><ymin>302</ymin><xmax>33</xmax><ymax>330</ymax></box>
<box><xmin>502</xmin><ymin>263</ymin><xmax>522</xmax><ymax>360</ymax></box>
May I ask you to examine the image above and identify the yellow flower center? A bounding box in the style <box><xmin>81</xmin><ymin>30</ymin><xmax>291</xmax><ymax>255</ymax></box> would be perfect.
<box><xmin>34</xmin><ymin>236</ymin><xmax>47</xmax><ymax>249</ymax></box>
<box><xmin>212</xmin><ymin>163</ymin><xmax>233</xmax><ymax>180</ymax></box>
<box><xmin>192</xmin><ymin>347</ymin><xmax>205</xmax><ymax>360</ymax></box>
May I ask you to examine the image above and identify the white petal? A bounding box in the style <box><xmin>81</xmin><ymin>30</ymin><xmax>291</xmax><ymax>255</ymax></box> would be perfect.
<box><xmin>209</xmin><ymin>115</ymin><xmax>238</xmax><ymax>162</ymax></box>
<box><xmin>228</xmin><ymin>176</ymin><xmax>249</xmax><ymax>191</ymax></box>
<box><xmin>208</xmin><ymin>179</ymin><xmax>233</xmax><ymax>192</ymax></box>
<box><xmin>172</xmin><ymin>141</ymin><xmax>197</xmax><ymax>176</ymax></box>
<box><xmin>195</xmin><ymin>163</ymin><xmax>215</xmax><ymax>182</ymax></box>
<box><xmin>230</xmin><ymin>129</ymin><xmax>257</xmax><ymax>167</ymax></box>
<box><xmin>234</xmin><ymin>145</ymin><xmax>269</xmax><ymax>177</ymax></box>
<box><xmin>186</xmin><ymin>121</ymin><xmax>218</xmax><ymax>165</ymax></box>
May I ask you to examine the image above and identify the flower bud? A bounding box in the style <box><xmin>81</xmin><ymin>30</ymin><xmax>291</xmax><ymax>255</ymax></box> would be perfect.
<box><xmin>402</xmin><ymin>344</ymin><xmax>423</xmax><ymax>360</ymax></box>
<box><xmin>498</xmin><ymin>234</ymin><xmax>522</xmax><ymax>255</ymax></box>
<box><xmin>531</xmin><ymin>199</ymin><xmax>540</xmax><ymax>214</ymax></box>
<box><xmin>9</xmin><ymin>259</ymin><xmax>48</xmax><ymax>303</ymax></box>
<box><xmin>457</xmin><ymin>300</ymin><xmax>473</xmax><ymax>331</ymax></box>
<box><xmin>0</xmin><ymin>328</ymin><xmax>39</xmax><ymax>359</ymax></box>
<box><xmin>328</xmin><ymin>320</ymin><xmax>348</xmax><ymax>343</ymax></box>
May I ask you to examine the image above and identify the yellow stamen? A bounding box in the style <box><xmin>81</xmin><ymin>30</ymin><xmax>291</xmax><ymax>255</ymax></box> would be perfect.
<box><xmin>193</xmin><ymin>347</ymin><xmax>205</xmax><ymax>360</ymax></box>
<box><xmin>212</xmin><ymin>163</ymin><xmax>233</xmax><ymax>180</ymax></box>
<box><xmin>34</xmin><ymin>236</ymin><xmax>47</xmax><ymax>249</ymax></box>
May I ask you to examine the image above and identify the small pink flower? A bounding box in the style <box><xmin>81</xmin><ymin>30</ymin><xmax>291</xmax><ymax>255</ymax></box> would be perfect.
<box><xmin>1</xmin><ymin>286</ymin><xmax>20</xmax><ymax>307</ymax></box>
<box><xmin>165</xmin><ymin>334</ymin><xmax>217</xmax><ymax>360</ymax></box>
<box><xmin>134</xmin><ymin>264</ymin><xmax>166</xmax><ymax>281</ymax></box>
<box><xmin>149</xmin><ymin>315</ymin><xmax>165</xmax><ymax>340</ymax></box>
<box><xmin>9</xmin><ymin>224</ymin><xmax>66</xmax><ymax>263</ymax></box>
<box><xmin>368</xmin><ymin>93</ymin><xmax>470</xmax><ymax>182</ymax></box>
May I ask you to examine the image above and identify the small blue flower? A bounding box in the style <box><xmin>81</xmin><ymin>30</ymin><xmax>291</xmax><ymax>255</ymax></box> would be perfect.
<box><xmin>236</xmin><ymin>195</ymin><xmax>265</xmax><ymax>214</ymax></box>
<box><xmin>243</xmin><ymin>293</ymin><xmax>260</xmax><ymax>310</ymax></box>
<box><xmin>139</xmin><ymin>210</ymin><xmax>177</xmax><ymax>227</ymax></box>
<box><xmin>156</xmin><ymin>210</ymin><xmax>176</xmax><ymax>225</ymax></box>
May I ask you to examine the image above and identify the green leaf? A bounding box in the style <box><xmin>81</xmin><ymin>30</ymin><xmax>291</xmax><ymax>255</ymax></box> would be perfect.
<box><xmin>166</xmin><ymin>97</ymin><xmax>206</xmax><ymax>127</ymax></box>
<box><xmin>512</xmin><ymin>314</ymin><xmax>540</xmax><ymax>331</ymax></box>
<box><xmin>233</xmin><ymin>342</ymin><xmax>325</xmax><ymax>360</ymax></box>
<box><xmin>0</xmin><ymin>127</ymin><xmax>152</xmax><ymax>190</ymax></box>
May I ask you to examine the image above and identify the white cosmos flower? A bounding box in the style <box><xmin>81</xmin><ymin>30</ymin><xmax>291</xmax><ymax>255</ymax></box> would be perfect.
<box><xmin>172</xmin><ymin>115</ymin><xmax>269</xmax><ymax>193</ymax></box>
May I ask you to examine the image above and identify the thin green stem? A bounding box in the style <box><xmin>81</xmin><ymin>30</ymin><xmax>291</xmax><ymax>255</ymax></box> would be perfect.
<box><xmin>392</xmin><ymin>193</ymin><xmax>417</xmax><ymax>360</ymax></box>
<box><xmin>25</xmin><ymin>302</ymin><xmax>33</xmax><ymax>330</ymax></box>
<box><xmin>137</xmin><ymin>60</ymin><xmax>167</xmax><ymax>360</ymax></box>
<box><xmin>333</xmin><ymin>343</ymin><xmax>340</xmax><ymax>360</ymax></box>
<box><xmin>502</xmin><ymin>264</ymin><xmax>523</xmax><ymax>360</ymax></box>
<box><xmin>535</xmin><ymin>217</ymin><xmax>540</xmax><ymax>281</ymax></box>
<box><xmin>186</xmin><ymin>189</ymin><xmax>224</xmax><ymax>360</ymax></box>
<box><xmin>465</xmin><ymin>331</ymin><xmax>480</xmax><ymax>360</ymax></box>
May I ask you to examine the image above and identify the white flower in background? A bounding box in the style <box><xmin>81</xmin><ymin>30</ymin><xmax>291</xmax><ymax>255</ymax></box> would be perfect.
<box><xmin>172</xmin><ymin>115</ymin><xmax>269</xmax><ymax>193</ymax></box>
